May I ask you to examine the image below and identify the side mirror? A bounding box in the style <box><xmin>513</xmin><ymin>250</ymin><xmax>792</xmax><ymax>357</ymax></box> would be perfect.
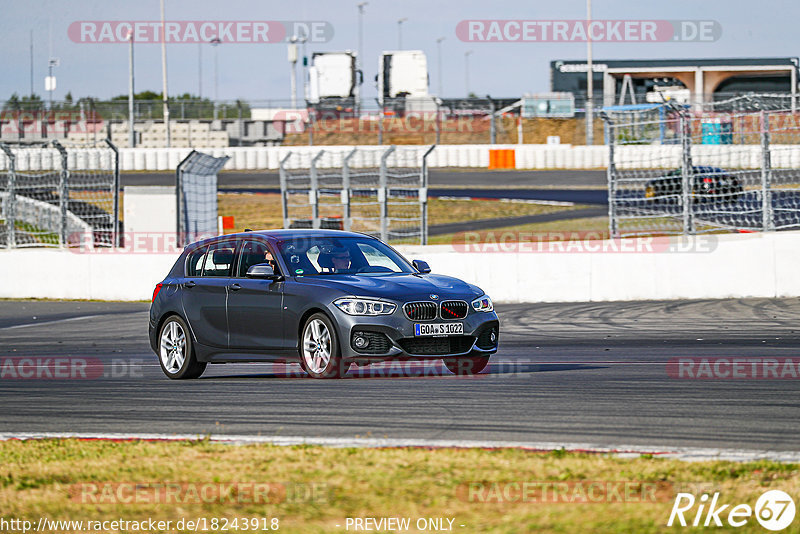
<box><xmin>412</xmin><ymin>259</ymin><xmax>431</xmax><ymax>274</ymax></box>
<box><xmin>246</xmin><ymin>263</ymin><xmax>282</xmax><ymax>280</ymax></box>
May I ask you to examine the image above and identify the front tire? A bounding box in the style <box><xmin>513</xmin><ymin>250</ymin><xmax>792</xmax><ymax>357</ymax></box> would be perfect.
<box><xmin>443</xmin><ymin>354</ymin><xmax>490</xmax><ymax>375</ymax></box>
<box><xmin>158</xmin><ymin>316</ymin><xmax>206</xmax><ymax>379</ymax></box>
<box><xmin>299</xmin><ymin>313</ymin><xmax>349</xmax><ymax>379</ymax></box>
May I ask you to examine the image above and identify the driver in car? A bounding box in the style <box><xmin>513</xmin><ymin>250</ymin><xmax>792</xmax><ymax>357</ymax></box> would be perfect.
<box><xmin>330</xmin><ymin>247</ymin><xmax>351</xmax><ymax>272</ymax></box>
<box><xmin>264</xmin><ymin>250</ymin><xmax>278</xmax><ymax>272</ymax></box>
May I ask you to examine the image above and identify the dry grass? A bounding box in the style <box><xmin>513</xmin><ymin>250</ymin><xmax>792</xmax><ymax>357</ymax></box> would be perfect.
<box><xmin>0</xmin><ymin>439</ymin><xmax>797</xmax><ymax>533</ymax></box>
<box><xmin>282</xmin><ymin>117</ymin><xmax>606</xmax><ymax>146</ymax></box>
<box><xmin>216</xmin><ymin>193</ymin><xmax>581</xmax><ymax>234</ymax></box>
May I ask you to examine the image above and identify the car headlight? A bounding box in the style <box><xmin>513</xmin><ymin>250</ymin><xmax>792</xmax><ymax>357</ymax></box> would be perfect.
<box><xmin>334</xmin><ymin>298</ymin><xmax>396</xmax><ymax>316</ymax></box>
<box><xmin>471</xmin><ymin>295</ymin><xmax>494</xmax><ymax>313</ymax></box>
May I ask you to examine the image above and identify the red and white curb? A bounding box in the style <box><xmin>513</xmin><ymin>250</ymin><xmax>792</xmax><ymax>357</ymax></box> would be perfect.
<box><xmin>1</xmin><ymin>433</ymin><xmax>798</xmax><ymax>463</ymax></box>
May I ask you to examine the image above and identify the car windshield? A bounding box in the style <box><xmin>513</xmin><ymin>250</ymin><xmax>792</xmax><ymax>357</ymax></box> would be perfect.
<box><xmin>276</xmin><ymin>236</ymin><xmax>415</xmax><ymax>276</ymax></box>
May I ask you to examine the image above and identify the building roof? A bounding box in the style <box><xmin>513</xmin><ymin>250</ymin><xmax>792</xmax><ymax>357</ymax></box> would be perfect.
<box><xmin>552</xmin><ymin>58</ymin><xmax>799</xmax><ymax>70</ymax></box>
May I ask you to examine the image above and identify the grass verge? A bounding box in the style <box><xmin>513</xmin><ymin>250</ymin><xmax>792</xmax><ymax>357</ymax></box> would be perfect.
<box><xmin>0</xmin><ymin>440</ymin><xmax>797</xmax><ymax>533</ymax></box>
<box><xmin>217</xmin><ymin>193</ymin><xmax>583</xmax><ymax>235</ymax></box>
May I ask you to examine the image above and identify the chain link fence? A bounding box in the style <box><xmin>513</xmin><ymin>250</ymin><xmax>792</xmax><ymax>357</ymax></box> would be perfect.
<box><xmin>280</xmin><ymin>146</ymin><xmax>434</xmax><ymax>244</ymax></box>
<box><xmin>0</xmin><ymin>140</ymin><xmax>119</xmax><ymax>248</ymax></box>
<box><xmin>176</xmin><ymin>150</ymin><xmax>230</xmax><ymax>247</ymax></box>
<box><xmin>605</xmin><ymin>95</ymin><xmax>800</xmax><ymax>237</ymax></box>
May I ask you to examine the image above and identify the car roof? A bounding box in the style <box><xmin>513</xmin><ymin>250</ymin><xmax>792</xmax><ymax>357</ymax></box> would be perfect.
<box><xmin>187</xmin><ymin>229</ymin><xmax>375</xmax><ymax>249</ymax></box>
<box><xmin>235</xmin><ymin>229</ymin><xmax>370</xmax><ymax>240</ymax></box>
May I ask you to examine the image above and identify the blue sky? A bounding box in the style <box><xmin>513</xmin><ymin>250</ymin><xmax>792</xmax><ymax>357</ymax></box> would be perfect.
<box><xmin>1</xmin><ymin>0</ymin><xmax>798</xmax><ymax>103</ymax></box>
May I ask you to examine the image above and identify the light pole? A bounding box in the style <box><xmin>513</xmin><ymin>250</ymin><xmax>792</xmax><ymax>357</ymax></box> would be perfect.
<box><xmin>29</xmin><ymin>30</ymin><xmax>34</xmax><ymax>97</ymax></box>
<box><xmin>298</xmin><ymin>29</ymin><xmax>308</xmax><ymax>104</ymax></box>
<box><xmin>45</xmin><ymin>20</ymin><xmax>58</xmax><ymax>110</ymax></box>
<box><xmin>198</xmin><ymin>42</ymin><xmax>202</xmax><ymax>98</ymax></box>
<box><xmin>211</xmin><ymin>37</ymin><xmax>220</xmax><ymax>120</ymax></box>
<box><xmin>126</xmin><ymin>30</ymin><xmax>135</xmax><ymax>148</ymax></box>
<box><xmin>46</xmin><ymin>58</ymin><xmax>59</xmax><ymax>109</ymax></box>
<box><xmin>435</xmin><ymin>37</ymin><xmax>445</xmax><ymax>96</ymax></box>
<box><xmin>397</xmin><ymin>17</ymin><xmax>407</xmax><ymax>49</ymax></box>
<box><xmin>585</xmin><ymin>0</ymin><xmax>594</xmax><ymax>146</ymax></box>
<box><xmin>160</xmin><ymin>0</ymin><xmax>170</xmax><ymax>147</ymax></box>
<box><xmin>464</xmin><ymin>50</ymin><xmax>473</xmax><ymax>97</ymax></box>
<box><xmin>288</xmin><ymin>35</ymin><xmax>298</xmax><ymax>108</ymax></box>
<box><xmin>357</xmin><ymin>2</ymin><xmax>367</xmax><ymax>113</ymax></box>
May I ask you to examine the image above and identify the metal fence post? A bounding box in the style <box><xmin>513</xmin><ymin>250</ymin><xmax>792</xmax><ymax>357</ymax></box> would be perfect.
<box><xmin>420</xmin><ymin>145</ymin><xmax>436</xmax><ymax>245</ymax></box>
<box><xmin>379</xmin><ymin>145</ymin><xmax>396</xmax><ymax>242</ymax></box>
<box><xmin>602</xmin><ymin>114</ymin><xmax>618</xmax><ymax>238</ymax></box>
<box><xmin>308</xmin><ymin>110</ymin><xmax>315</xmax><ymax>146</ymax></box>
<box><xmin>52</xmin><ymin>141</ymin><xmax>69</xmax><ymax>247</ymax></box>
<box><xmin>435</xmin><ymin>99</ymin><xmax>442</xmax><ymax>146</ymax></box>
<box><xmin>680</xmin><ymin>114</ymin><xmax>694</xmax><ymax>235</ymax></box>
<box><xmin>310</xmin><ymin>150</ymin><xmax>324</xmax><ymax>229</ymax></box>
<box><xmin>279</xmin><ymin>151</ymin><xmax>292</xmax><ymax>229</ymax></box>
<box><xmin>0</xmin><ymin>144</ymin><xmax>16</xmax><ymax>248</ymax></box>
<box><xmin>761</xmin><ymin>111</ymin><xmax>773</xmax><ymax>231</ymax></box>
<box><xmin>377</xmin><ymin>99</ymin><xmax>384</xmax><ymax>146</ymax></box>
<box><xmin>342</xmin><ymin>148</ymin><xmax>358</xmax><ymax>232</ymax></box>
<box><xmin>105</xmin><ymin>139</ymin><xmax>120</xmax><ymax>247</ymax></box>
<box><xmin>175</xmin><ymin>150</ymin><xmax>196</xmax><ymax>247</ymax></box>
<box><xmin>488</xmin><ymin>97</ymin><xmax>496</xmax><ymax>145</ymax></box>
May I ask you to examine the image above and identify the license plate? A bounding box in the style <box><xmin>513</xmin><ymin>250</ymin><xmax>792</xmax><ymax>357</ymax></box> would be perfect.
<box><xmin>414</xmin><ymin>323</ymin><xmax>464</xmax><ymax>336</ymax></box>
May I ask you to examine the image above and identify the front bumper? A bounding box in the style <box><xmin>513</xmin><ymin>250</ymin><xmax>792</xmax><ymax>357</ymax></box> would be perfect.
<box><xmin>329</xmin><ymin>306</ymin><xmax>500</xmax><ymax>362</ymax></box>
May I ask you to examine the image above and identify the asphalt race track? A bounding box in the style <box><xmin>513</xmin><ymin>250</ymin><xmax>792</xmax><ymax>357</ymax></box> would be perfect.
<box><xmin>2</xmin><ymin>298</ymin><xmax>799</xmax><ymax>452</ymax></box>
<box><xmin>122</xmin><ymin>170</ymin><xmax>607</xmax><ymax>189</ymax></box>
<box><xmin>122</xmin><ymin>170</ymin><xmax>609</xmax><ymax>205</ymax></box>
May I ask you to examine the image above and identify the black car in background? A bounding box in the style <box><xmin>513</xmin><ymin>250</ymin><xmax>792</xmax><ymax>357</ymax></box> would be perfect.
<box><xmin>149</xmin><ymin>230</ymin><xmax>499</xmax><ymax>379</ymax></box>
<box><xmin>645</xmin><ymin>166</ymin><xmax>743</xmax><ymax>205</ymax></box>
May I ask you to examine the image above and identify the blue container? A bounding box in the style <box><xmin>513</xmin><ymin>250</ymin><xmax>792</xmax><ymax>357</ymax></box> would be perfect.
<box><xmin>701</xmin><ymin>119</ymin><xmax>733</xmax><ymax>145</ymax></box>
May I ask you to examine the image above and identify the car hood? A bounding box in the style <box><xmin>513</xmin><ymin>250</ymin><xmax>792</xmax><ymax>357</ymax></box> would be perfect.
<box><xmin>293</xmin><ymin>272</ymin><xmax>485</xmax><ymax>302</ymax></box>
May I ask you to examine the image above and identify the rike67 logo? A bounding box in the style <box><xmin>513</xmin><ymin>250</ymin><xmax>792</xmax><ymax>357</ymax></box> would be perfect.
<box><xmin>668</xmin><ymin>490</ymin><xmax>796</xmax><ymax>530</ymax></box>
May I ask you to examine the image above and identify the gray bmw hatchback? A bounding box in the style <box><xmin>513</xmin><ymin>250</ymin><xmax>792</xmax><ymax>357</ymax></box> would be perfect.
<box><xmin>149</xmin><ymin>229</ymin><xmax>499</xmax><ymax>379</ymax></box>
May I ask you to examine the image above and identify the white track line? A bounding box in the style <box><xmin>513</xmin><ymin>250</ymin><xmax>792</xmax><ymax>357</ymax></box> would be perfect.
<box><xmin>0</xmin><ymin>314</ymin><xmax>106</xmax><ymax>330</ymax></box>
<box><xmin>1</xmin><ymin>432</ymin><xmax>798</xmax><ymax>463</ymax></box>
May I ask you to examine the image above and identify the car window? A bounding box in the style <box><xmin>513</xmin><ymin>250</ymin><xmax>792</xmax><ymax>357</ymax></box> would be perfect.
<box><xmin>236</xmin><ymin>239</ymin><xmax>279</xmax><ymax>277</ymax></box>
<box><xmin>186</xmin><ymin>245</ymin><xmax>208</xmax><ymax>277</ymax></box>
<box><xmin>277</xmin><ymin>237</ymin><xmax>413</xmax><ymax>276</ymax></box>
<box><xmin>357</xmin><ymin>243</ymin><xmax>402</xmax><ymax>270</ymax></box>
<box><xmin>201</xmin><ymin>241</ymin><xmax>236</xmax><ymax>277</ymax></box>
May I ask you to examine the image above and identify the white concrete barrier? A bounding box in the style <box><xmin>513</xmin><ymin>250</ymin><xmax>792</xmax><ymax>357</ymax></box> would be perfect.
<box><xmin>2</xmin><ymin>144</ymin><xmax>798</xmax><ymax>171</ymax></box>
<box><xmin>399</xmin><ymin>231</ymin><xmax>798</xmax><ymax>303</ymax></box>
<box><xmin>1</xmin><ymin>231</ymin><xmax>798</xmax><ymax>302</ymax></box>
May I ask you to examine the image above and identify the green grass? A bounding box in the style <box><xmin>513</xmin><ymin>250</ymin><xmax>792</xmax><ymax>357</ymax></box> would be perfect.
<box><xmin>0</xmin><ymin>439</ymin><xmax>797</xmax><ymax>533</ymax></box>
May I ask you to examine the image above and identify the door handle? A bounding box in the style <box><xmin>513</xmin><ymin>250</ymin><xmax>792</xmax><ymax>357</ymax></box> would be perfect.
<box><xmin>229</xmin><ymin>283</ymin><xmax>242</xmax><ymax>291</ymax></box>
<box><xmin>184</xmin><ymin>281</ymin><xmax>196</xmax><ymax>288</ymax></box>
